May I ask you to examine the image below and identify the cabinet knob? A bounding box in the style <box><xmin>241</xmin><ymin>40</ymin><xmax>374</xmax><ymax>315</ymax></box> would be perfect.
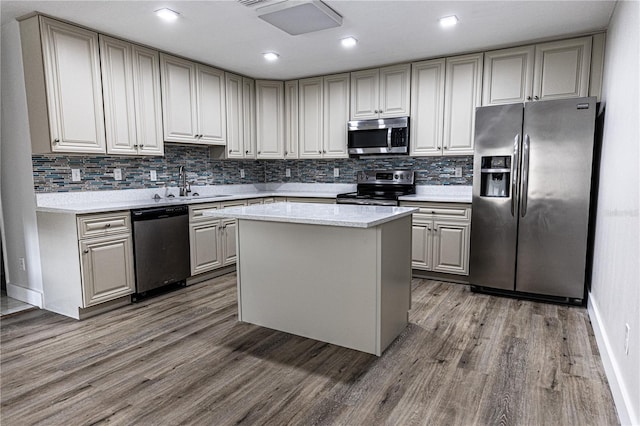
<box><xmin>526</xmin><ymin>96</ymin><xmax>532</xmax><ymax>101</ymax></box>
<box><xmin>534</xmin><ymin>96</ymin><xmax>539</xmax><ymax>101</ymax></box>
<box><xmin>285</xmin><ymin>150</ymin><xmax>288</xmax><ymax>155</ymax></box>
<box><xmin>258</xmin><ymin>151</ymin><xmax>261</xmax><ymax>154</ymax></box>
<box><xmin>318</xmin><ymin>151</ymin><xmax>322</xmax><ymax>154</ymax></box>
<box><xmin>53</xmin><ymin>139</ymin><xmax>59</xmax><ymax>144</ymax></box>
<box><xmin>245</xmin><ymin>150</ymin><xmax>249</xmax><ymax>154</ymax></box>
<box><xmin>105</xmin><ymin>223</ymin><xmax>111</xmax><ymax>228</ymax></box>
<box><xmin>444</xmin><ymin>146</ymin><xmax>448</xmax><ymax>150</ymax></box>
<box><xmin>229</xmin><ymin>149</ymin><xmax>232</xmax><ymax>153</ymax></box>
<box><xmin>83</xmin><ymin>249</ymin><xmax>89</xmax><ymax>254</ymax></box>
<box><xmin>133</xmin><ymin>144</ymin><xmax>138</xmax><ymax>148</ymax></box>
<box><xmin>140</xmin><ymin>144</ymin><xmax>144</xmax><ymax>148</ymax></box>
<box><xmin>437</xmin><ymin>146</ymin><xmax>441</xmax><ymax>149</ymax></box>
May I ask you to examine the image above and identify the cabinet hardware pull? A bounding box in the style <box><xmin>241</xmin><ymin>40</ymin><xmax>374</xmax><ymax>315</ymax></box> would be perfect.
<box><xmin>140</xmin><ymin>144</ymin><xmax>144</xmax><ymax>148</ymax></box>
<box><xmin>133</xmin><ymin>144</ymin><xmax>138</xmax><ymax>148</ymax></box>
<box><xmin>245</xmin><ymin>150</ymin><xmax>249</xmax><ymax>154</ymax></box>
<box><xmin>285</xmin><ymin>150</ymin><xmax>288</xmax><ymax>155</ymax></box>
<box><xmin>444</xmin><ymin>146</ymin><xmax>448</xmax><ymax>150</ymax></box>
<box><xmin>83</xmin><ymin>249</ymin><xmax>89</xmax><ymax>254</ymax></box>
<box><xmin>53</xmin><ymin>139</ymin><xmax>59</xmax><ymax>144</ymax></box>
<box><xmin>437</xmin><ymin>146</ymin><xmax>441</xmax><ymax>149</ymax></box>
<box><xmin>258</xmin><ymin>151</ymin><xmax>261</xmax><ymax>154</ymax></box>
<box><xmin>229</xmin><ymin>149</ymin><xmax>232</xmax><ymax>153</ymax></box>
<box><xmin>318</xmin><ymin>151</ymin><xmax>322</xmax><ymax>154</ymax></box>
<box><xmin>105</xmin><ymin>223</ymin><xmax>111</xmax><ymax>228</ymax></box>
<box><xmin>526</xmin><ymin>96</ymin><xmax>532</xmax><ymax>101</ymax></box>
<box><xmin>534</xmin><ymin>96</ymin><xmax>539</xmax><ymax>100</ymax></box>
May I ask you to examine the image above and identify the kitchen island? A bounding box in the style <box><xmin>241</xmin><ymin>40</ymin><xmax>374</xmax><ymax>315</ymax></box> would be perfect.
<box><xmin>204</xmin><ymin>202</ymin><xmax>418</xmax><ymax>356</ymax></box>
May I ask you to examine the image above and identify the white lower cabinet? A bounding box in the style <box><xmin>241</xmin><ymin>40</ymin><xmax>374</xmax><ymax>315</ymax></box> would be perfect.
<box><xmin>188</xmin><ymin>200</ymin><xmax>246</xmax><ymax>276</ymax></box>
<box><xmin>401</xmin><ymin>202</ymin><xmax>471</xmax><ymax>276</ymax></box>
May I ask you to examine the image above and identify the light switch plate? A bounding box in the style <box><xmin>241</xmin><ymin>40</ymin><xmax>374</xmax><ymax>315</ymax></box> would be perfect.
<box><xmin>454</xmin><ymin>167</ymin><xmax>463</xmax><ymax>178</ymax></box>
<box><xmin>285</xmin><ymin>168</ymin><xmax>291</xmax><ymax>177</ymax></box>
<box><xmin>150</xmin><ymin>170</ymin><xmax>157</xmax><ymax>181</ymax></box>
<box><xmin>240</xmin><ymin>169</ymin><xmax>245</xmax><ymax>178</ymax></box>
<box><xmin>71</xmin><ymin>169</ymin><xmax>81</xmax><ymax>182</ymax></box>
<box><xmin>334</xmin><ymin>168</ymin><xmax>340</xmax><ymax>177</ymax></box>
<box><xmin>113</xmin><ymin>168</ymin><xmax>122</xmax><ymax>181</ymax></box>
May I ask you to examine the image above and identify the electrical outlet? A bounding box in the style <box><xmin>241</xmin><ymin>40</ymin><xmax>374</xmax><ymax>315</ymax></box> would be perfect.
<box><xmin>18</xmin><ymin>257</ymin><xmax>26</xmax><ymax>271</ymax></box>
<box><xmin>625</xmin><ymin>323</ymin><xmax>630</xmax><ymax>355</ymax></box>
<box><xmin>240</xmin><ymin>169</ymin><xmax>245</xmax><ymax>178</ymax></box>
<box><xmin>454</xmin><ymin>167</ymin><xmax>463</xmax><ymax>178</ymax></box>
<box><xmin>334</xmin><ymin>168</ymin><xmax>340</xmax><ymax>177</ymax></box>
<box><xmin>150</xmin><ymin>170</ymin><xmax>157</xmax><ymax>181</ymax></box>
<box><xmin>113</xmin><ymin>168</ymin><xmax>122</xmax><ymax>181</ymax></box>
<box><xmin>71</xmin><ymin>169</ymin><xmax>81</xmax><ymax>182</ymax></box>
<box><xmin>285</xmin><ymin>168</ymin><xmax>291</xmax><ymax>178</ymax></box>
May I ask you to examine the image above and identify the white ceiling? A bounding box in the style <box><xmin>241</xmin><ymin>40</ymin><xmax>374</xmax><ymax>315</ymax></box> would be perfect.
<box><xmin>0</xmin><ymin>0</ymin><xmax>616</xmax><ymax>80</ymax></box>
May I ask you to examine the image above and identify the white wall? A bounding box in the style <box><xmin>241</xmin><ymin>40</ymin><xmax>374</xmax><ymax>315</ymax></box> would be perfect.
<box><xmin>588</xmin><ymin>1</ymin><xmax>640</xmax><ymax>425</ymax></box>
<box><xmin>0</xmin><ymin>20</ymin><xmax>44</xmax><ymax>306</ymax></box>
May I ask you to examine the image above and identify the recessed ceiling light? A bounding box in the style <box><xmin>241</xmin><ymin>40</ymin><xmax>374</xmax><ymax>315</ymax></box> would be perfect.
<box><xmin>439</xmin><ymin>15</ymin><xmax>459</xmax><ymax>28</ymax></box>
<box><xmin>155</xmin><ymin>8</ymin><xmax>180</xmax><ymax>22</ymax></box>
<box><xmin>341</xmin><ymin>37</ymin><xmax>358</xmax><ymax>48</ymax></box>
<box><xmin>263</xmin><ymin>52</ymin><xmax>280</xmax><ymax>61</ymax></box>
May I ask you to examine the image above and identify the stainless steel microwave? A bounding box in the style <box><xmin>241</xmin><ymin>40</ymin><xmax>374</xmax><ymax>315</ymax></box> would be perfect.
<box><xmin>347</xmin><ymin>117</ymin><xmax>409</xmax><ymax>156</ymax></box>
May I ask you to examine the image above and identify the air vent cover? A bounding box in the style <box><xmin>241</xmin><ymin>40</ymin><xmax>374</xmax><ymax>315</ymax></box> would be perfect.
<box><xmin>238</xmin><ymin>0</ymin><xmax>269</xmax><ymax>7</ymax></box>
<box><xmin>257</xmin><ymin>0</ymin><xmax>342</xmax><ymax>35</ymax></box>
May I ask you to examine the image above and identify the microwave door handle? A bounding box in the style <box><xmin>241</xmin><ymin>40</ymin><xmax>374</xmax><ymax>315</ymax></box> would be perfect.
<box><xmin>387</xmin><ymin>128</ymin><xmax>392</xmax><ymax>148</ymax></box>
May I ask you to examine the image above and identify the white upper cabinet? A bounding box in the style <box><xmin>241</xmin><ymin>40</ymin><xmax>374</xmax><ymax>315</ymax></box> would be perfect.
<box><xmin>160</xmin><ymin>53</ymin><xmax>226</xmax><ymax>145</ymax></box>
<box><xmin>483</xmin><ymin>37</ymin><xmax>592</xmax><ymax>105</ymax></box>
<box><xmin>256</xmin><ymin>80</ymin><xmax>285</xmax><ymax>159</ymax></box>
<box><xmin>410</xmin><ymin>59</ymin><xmax>446</xmax><ymax>156</ymax></box>
<box><xmin>533</xmin><ymin>36</ymin><xmax>592</xmax><ymax>101</ymax></box>
<box><xmin>299</xmin><ymin>74</ymin><xmax>349</xmax><ymax>159</ymax></box>
<box><xmin>284</xmin><ymin>80</ymin><xmax>299</xmax><ymax>159</ymax></box>
<box><xmin>100</xmin><ymin>35</ymin><xmax>163</xmax><ymax>156</ymax></box>
<box><xmin>482</xmin><ymin>45</ymin><xmax>535</xmax><ymax>106</ymax></box>
<box><xmin>443</xmin><ymin>53</ymin><xmax>483</xmax><ymax>156</ymax></box>
<box><xmin>350</xmin><ymin>64</ymin><xmax>410</xmax><ymax>120</ymax></box>
<box><xmin>225</xmin><ymin>73</ymin><xmax>255</xmax><ymax>159</ymax></box>
<box><xmin>22</xmin><ymin>16</ymin><xmax>106</xmax><ymax>154</ymax></box>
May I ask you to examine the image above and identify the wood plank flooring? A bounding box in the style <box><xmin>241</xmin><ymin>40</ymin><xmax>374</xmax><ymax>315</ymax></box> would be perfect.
<box><xmin>1</xmin><ymin>274</ymin><xmax>618</xmax><ymax>425</ymax></box>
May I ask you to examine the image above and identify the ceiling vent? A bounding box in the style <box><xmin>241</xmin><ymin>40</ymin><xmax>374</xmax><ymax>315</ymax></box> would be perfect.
<box><xmin>238</xmin><ymin>0</ymin><xmax>270</xmax><ymax>7</ymax></box>
<box><xmin>256</xmin><ymin>0</ymin><xmax>343</xmax><ymax>35</ymax></box>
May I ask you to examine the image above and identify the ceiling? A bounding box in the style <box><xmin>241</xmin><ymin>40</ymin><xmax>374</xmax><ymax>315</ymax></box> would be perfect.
<box><xmin>0</xmin><ymin>0</ymin><xmax>616</xmax><ymax>80</ymax></box>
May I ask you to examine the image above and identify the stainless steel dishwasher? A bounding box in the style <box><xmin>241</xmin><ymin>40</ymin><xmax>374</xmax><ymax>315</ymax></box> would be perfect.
<box><xmin>131</xmin><ymin>205</ymin><xmax>190</xmax><ymax>295</ymax></box>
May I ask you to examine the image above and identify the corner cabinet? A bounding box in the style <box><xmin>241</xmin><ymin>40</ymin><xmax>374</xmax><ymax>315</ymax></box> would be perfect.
<box><xmin>409</xmin><ymin>59</ymin><xmax>446</xmax><ymax>156</ymax></box>
<box><xmin>225</xmin><ymin>73</ymin><xmax>256</xmax><ymax>159</ymax></box>
<box><xmin>350</xmin><ymin>64</ymin><xmax>410</xmax><ymax>120</ymax></box>
<box><xmin>483</xmin><ymin>36</ymin><xmax>593</xmax><ymax>105</ymax></box>
<box><xmin>160</xmin><ymin>53</ymin><xmax>226</xmax><ymax>145</ymax></box>
<box><xmin>20</xmin><ymin>16</ymin><xmax>106</xmax><ymax>154</ymax></box>
<box><xmin>37</xmin><ymin>210</ymin><xmax>135</xmax><ymax>320</ymax></box>
<box><xmin>100</xmin><ymin>35</ymin><xmax>163</xmax><ymax>156</ymax></box>
<box><xmin>256</xmin><ymin>80</ymin><xmax>285</xmax><ymax>159</ymax></box>
<box><xmin>400</xmin><ymin>202</ymin><xmax>471</xmax><ymax>276</ymax></box>
<box><xmin>442</xmin><ymin>53</ymin><xmax>483</xmax><ymax>156</ymax></box>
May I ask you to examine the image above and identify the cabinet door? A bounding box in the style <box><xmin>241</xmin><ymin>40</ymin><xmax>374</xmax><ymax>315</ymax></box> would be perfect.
<box><xmin>432</xmin><ymin>220</ymin><xmax>469</xmax><ymax>275</ymax></box>
<box><xmin>100</xmin><ymin>35</ymin><xmax>137</xmax><ymax>155</ymax></box>
<box><xmin>242</xmin><ymin>77</ymin><xmax>257</xmax><ymax>158</ymax></box>
<box><xmin>323</xmin><ymin>73</ymin><xmax>350</xmax><ymax>158</ymax></box>
<box><xmin>221</xmin><ymin>219</ymin><xmax>238</xmax><ymax>266</ymax></box>
<box><xmin>132</xmin><ymin>45</ymin><xmax>163</xmax><ymax>156</ymax></box>
<box><xmin>443</xmin><ymin>53</ymin><xmax>483</xmax><ymax>155</ymax></box>
<box><xmin>225</xmin><ymin>73</ymin><xmax>244</xmax><ymax>158</ymax></box>
<box><xmin>197</xmin><ymin>65</ymin><xmax>226</xmax><ymax>145</ymax></box>
<box><xmin>189</xmin><ymin>221</ymin><xmax>222</xmax><ymax>275</ymax></box>
<box><xmin>79</xmin><ymin>234</ymin><xmax>134</xmax><ymax>307</ymax></box>
<box><xmin>284</xmin><ymin>80</ymin><xmax>299</xmax><ymax>159</ymax></box>
<box><xmin>40</xmin><ymin>17</ymin><xmax>105</xmax><ymax>153</ymax></box>
<box><xmin>533</xmin><ymin>37</ymin><xmax>592</xmax><ymax>101</ymax></box>
<box><xmin>160</xmin><ymin>54</ymin><xmax>198</xmax><ymax>142</ymax></box>
<box><xmin>483</xmin><ymin>45</ymin><xmax>535</xmax><ymax>105</ymax></box>
<box><xmin>411</xmin><ymin>221</ymin><xmax>432</xmax><ymax>270</ymax></box>
<box><xmin>256</xmin><ymin>80</ymin><xmax>284</xmax><ymax>159</ymax></box>
<box><xmin>299</xmin><ymin>77</ymin><xmax>324</xmax><ymax>158</ymax></box>
<box><xmin>410</xmin><ymin>59</ymin><xmax>445</xmax><ymax>156</ymax></box>
<box><xmin>350</xmin><ymin>68</ymin><xmax>379</xmax><ymax>119</ymax></box>
<box><xmin>379</xmin><ymin>64</ymin><xmax>411</xmax><ymax>118</ymax></box>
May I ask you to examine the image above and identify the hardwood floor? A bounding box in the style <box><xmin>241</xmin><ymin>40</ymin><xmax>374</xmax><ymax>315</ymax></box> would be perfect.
<box><xmin>1</xmin><ymin>274</ymin><xmax>618</xmax><ymax>425</ymax></box>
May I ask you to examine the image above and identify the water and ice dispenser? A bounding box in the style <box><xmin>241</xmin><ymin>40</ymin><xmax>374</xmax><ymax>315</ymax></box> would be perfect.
<box><xmin>480</xmin><ymin>156</ymin><xmax>510</xmax><ymax>197</ymax></box>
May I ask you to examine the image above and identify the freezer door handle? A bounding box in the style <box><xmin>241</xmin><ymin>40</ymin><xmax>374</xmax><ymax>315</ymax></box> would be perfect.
<box><xmin>520</xmin><ymin>134</ymin><xmax>530</xmax><ymax>217</ymax></box>
<box><xmin>511</xmin><ymin>134</ymin><xmax>520</xmax><ymax>216</ymax></box>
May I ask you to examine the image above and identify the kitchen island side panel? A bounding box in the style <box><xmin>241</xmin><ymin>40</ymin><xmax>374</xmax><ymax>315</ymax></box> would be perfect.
<box><xmin>236</xmin><ymin>218</ymin><xmax>411</xmax><ymax>355</ymax></box>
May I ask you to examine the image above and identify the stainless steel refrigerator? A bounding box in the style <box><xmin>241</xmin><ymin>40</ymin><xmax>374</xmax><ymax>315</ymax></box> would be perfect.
<box><xmin>469</xmin><ymin>97</ymin><xmax>597</xmax><ymax>303</ymax></box>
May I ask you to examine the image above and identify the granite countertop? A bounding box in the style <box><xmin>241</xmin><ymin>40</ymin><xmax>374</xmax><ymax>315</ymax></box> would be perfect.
<box><xmin>203</xmin><ymin>202</ymin><xmax>419</xmax><ymax>228</ymax></box>
<box><xmin>34</xmin><ymin>184</ymin><xmax>472</xmax><ymax>214</ymax></box>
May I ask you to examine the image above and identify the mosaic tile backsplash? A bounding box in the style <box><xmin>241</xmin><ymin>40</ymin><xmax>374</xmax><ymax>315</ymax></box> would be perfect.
<box><xmin>32</xmin><ymin>144</ymin><xmax>473</xmax><ymax>193</ymax></box>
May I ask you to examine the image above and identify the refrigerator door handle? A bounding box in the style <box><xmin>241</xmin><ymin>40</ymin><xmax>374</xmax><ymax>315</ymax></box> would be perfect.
<box><xmin>511</xmin><ymin>134</ymin><xmax>520</xmax><ymax>216</ymax></box>
<box><xmin>520</xmin><ymin>134</ymin><xmax>530</xmax><ymax>217</ymax></box>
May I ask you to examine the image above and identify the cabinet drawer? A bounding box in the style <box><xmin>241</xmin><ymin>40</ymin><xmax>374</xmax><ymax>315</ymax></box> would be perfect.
<box><xmin>400</xmin><ymin>202</ymin><xmax>471</xmax><ymax>220</ymax></box>
<box><xmin>220</xmin><ymin>200</ymin><xmax>247</xmax><ymax>209</ymax></box>
<box><xmin>77</xmin><ymin>211</ymin><xmax>130</xmax><ymax>239</ymax></box>
<box><xmin>189</xmin><ymin>202</ymin><xmax>219</xmax><ymax>223</ymax></box>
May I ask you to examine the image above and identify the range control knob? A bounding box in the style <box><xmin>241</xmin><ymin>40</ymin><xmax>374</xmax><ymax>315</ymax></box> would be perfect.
<box><xmin>394</xmin><ymin>174</ymin><xmax>399</xmax><ymax>179</ymax></box>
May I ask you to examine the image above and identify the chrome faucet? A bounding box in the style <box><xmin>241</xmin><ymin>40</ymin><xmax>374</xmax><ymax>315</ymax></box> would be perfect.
<box><xmin>178</xmin><ymin>166</ymin><xmax>190</xmax><ymax>196</ymax></box>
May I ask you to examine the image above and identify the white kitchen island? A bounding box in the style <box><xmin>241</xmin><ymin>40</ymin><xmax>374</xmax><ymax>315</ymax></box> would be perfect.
<box><xmin>204</xmin><ymin>202</ymin><xmax>418</xmax><ymax>356</ymax></box>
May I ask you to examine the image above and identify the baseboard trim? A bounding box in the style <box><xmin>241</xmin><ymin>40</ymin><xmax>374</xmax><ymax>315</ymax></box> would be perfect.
<box><xmin>6</xmin><ymin>283</ymin><xmax>43</xmax><ymax>308</ymax></box>
<box><xmin>588</xmin><ymin>293</ymin><xmax>637</xmax><ymax>425</ymax></box>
